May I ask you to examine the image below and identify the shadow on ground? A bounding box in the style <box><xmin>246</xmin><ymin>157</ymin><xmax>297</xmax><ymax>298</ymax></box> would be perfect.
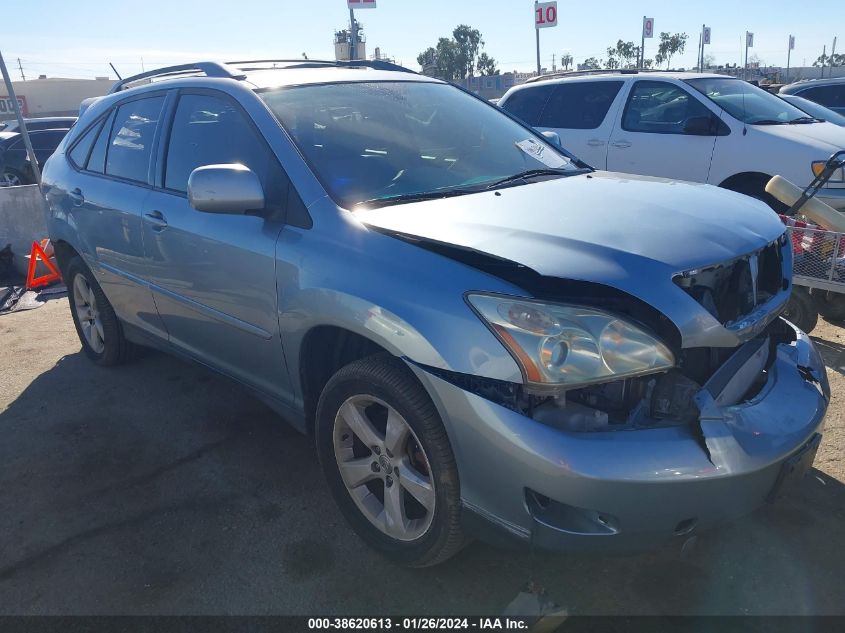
<box><xmin>1</xmin><ymin>348</ymin><xmax>844</xmax><ymax>615</ymax></box>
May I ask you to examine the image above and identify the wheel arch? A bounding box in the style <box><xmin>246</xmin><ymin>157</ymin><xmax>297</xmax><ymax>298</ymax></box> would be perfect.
<box><xmin>298</xmin><ymin>325</ymin><xmax>394</xmax><ymax>433</ymax></box>
<box><xmin>719</xmin><ymin>171</ymin><xmax>774</xmax><ymax>191</ymax></box>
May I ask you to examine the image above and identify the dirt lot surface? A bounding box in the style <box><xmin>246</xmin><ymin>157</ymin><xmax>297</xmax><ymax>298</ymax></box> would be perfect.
<box><xmin>1</xmin><ymin>296</ymin><xmax>844</xmax><ymax>615</ymax></box>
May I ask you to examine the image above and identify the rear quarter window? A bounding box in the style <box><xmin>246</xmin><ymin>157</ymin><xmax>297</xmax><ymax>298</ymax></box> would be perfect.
<box><xmin>500</xmin><ymin>85</ymin><xmax>554</xmax><ymax>126</ymax></box>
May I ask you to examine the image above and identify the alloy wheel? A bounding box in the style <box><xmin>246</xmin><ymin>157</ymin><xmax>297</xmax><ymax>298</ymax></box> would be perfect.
<box><xmin>333</xmin><ymin>395</ymin><xmax>436</xmax><ymax>541</ymax></box>
<box><xmin>73</xmin><ymin>274</ymin><xmax>105</xmax><ymax>354</ymax></box>
<box><xmin>1</xmin><ymin>172</ymin><xmax>22</xmax><ymax>187</ymax></box>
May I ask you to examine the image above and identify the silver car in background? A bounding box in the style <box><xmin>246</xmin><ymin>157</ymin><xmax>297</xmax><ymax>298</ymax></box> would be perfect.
<box><xmin>41</xmin><ymin>60</ymin><xmax>828</xmax><ymax>566</ymax></box>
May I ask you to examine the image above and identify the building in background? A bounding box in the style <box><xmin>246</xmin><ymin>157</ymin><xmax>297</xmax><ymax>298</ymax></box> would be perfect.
<box><xmin>334</xmin><ymin>21</ymin><xmax>367</xmax><ymax>60</ymax></box>
<box><xmin>457</xmin><ymin>71</ymin><xmax>540</xmax><ymax>100</ymax></box>
<box><xmin>0</xmin><ymin>76</ymin><xmax>113</xmax><ymax>121</ymax></box>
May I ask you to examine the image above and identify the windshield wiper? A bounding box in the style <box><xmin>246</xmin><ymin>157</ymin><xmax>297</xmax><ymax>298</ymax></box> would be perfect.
<box><xmin>750</xmin><ymin>119</ymin><xmax>787</xmax><ymax>125</ymax></box>
<box><xmin>788</xmin><ymin>116</ymin><xmax>821</xmax><ymax>124</ymax></box>
<box><xmin>356</xmin><ymin>187</ymin><xmax>479</xmax><ymax>209</ymax></box>
<box><xmin>483</xmin><ymin>168</ymin><xmax>573</xmax><ymax>190</ymax></box>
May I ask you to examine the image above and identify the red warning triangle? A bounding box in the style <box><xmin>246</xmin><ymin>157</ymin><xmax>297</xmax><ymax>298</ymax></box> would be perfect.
<box><xmin>26</xmin><ymin>241</ymin><xmax>63</xmax><ymax>290</ymax></box>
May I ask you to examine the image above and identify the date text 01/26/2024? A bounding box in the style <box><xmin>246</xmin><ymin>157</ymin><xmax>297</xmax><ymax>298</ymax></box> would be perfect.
<box><xmin>307</xmin><ymin>618</ymin><xmax>530</xmax><ymax>630</ymax></box>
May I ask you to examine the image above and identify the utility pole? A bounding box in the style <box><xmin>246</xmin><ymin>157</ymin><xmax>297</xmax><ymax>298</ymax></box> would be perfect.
<box><xmin>821</xmin><ymin>45</ymin><xmax>826</xmax><ymax>78</ymax></box>
<box><xmin>16</xmin><ymin>57</ymin><xmax>25</xmax><ymax>81</ymax></box>
<box><xmin>349</xmin><ymin>7</ymin><xmax>356</xmax><ymax>61</ymax></box>
<box><xmin>552</xmin><ymin>53</ymin><xmax>556</xmax><ymax>72</ymax></box>
<box><xmin>830</xmin><ymin>37</ymin><xmax>838</xmax><ymax>79</ymax></box>
<box><xmin>0</xmin><ymin>49</ymin><xmax>40</xmax><ymax>184</ymax></box>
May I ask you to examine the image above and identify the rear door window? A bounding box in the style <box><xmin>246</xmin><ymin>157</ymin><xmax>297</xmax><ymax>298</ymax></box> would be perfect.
<box><xmin>539</xmin><ymin>81</ymin><xmax>624</xmax><ymax>129</ymax></box>
<box><xmin>105</xmin><ymin>96</ymin><xmax>165</xmax><ymax>183</ymax></box>
<box><xmin>501</xmin><ymin>85</ymin><xmax>554</xmax><ymax>126</ymax></box>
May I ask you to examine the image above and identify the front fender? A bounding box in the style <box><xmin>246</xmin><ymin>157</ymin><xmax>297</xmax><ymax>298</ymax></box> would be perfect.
<box><xmin>274</xmin><ymin>213</ymin><xmax>526</xmax><ymax>405</ymax></box>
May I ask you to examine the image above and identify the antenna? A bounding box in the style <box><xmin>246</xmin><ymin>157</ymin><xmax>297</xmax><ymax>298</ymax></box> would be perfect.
<box><xmin>109</xmin><ymin>62</ymin><xmax>122</xmax><ymax>80</ymax></box>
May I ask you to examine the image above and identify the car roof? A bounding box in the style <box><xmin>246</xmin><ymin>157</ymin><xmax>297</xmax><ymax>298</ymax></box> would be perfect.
<box><xmin>781</xmin><ymin>76</ymin><xmax>845</xmax><ymax>93</ymax></box>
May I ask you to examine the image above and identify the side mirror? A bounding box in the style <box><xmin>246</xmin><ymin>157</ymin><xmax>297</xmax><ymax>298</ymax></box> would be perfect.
<box><xmin>683</xmin><ymin>115</ymin><xmax>717</xmax><ymax>136</ymax></box>
<box><xmin>541</xmin><ymin>130</ymin><xmax>563</xmax><ymax>147</ymax></box>
<box><xmin>187</xmin><ymin>164</ymin><xmax>264</xmax><ymax>215</ymax></box>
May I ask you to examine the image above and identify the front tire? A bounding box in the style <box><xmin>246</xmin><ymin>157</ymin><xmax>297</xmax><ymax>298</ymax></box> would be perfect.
<box><xmin>315</xmin><ymin>354</ymin><xmax>465</xmax><ymax>567</ymax></box>
<box><xmin>66</xmin><ymin>256</ymin><xmax>137</xmax><ymax>365</ymax></box>
<box><xmin>722</xmin><ymin>175</ymin><xmax>788</xmax><ymax>214</ymax></box>
<box><xmin>783</xmin><ymin>287</ymin><xmax>819</xmax><ymax>334</ymax></box>
<box><xmin>812</xmin><ymin>289</ymin><xmax>845</xmax><ymax>322</ymax></box>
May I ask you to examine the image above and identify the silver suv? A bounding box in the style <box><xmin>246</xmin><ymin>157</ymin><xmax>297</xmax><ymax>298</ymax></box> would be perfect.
<box><xmin>42</xmin><ymin>60</ymin><xmax>828</xmax><ymax>566</ymax></box>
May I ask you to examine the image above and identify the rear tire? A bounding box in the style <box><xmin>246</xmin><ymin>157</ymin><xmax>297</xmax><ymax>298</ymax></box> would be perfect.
<box><xmin>315</xmin><ymin>354</ymin><xmax>466</xmax><ymax>567</ymax></box>
<box><xmin>66</xmin><ymin>256</ymin><xmax>137</xmax><ymax>365</ymax></box>
<box><xmin>783</xmin><ymin>287</ymin><xmax>819</xmax><ymax>333</ymax></box>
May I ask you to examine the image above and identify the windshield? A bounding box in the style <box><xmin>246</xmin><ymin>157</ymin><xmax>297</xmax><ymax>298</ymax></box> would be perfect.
<box><xmin>686</xmin><ymin>77</ymin><xmax>813</xmax><ymax>124</ymax></box>
<box><xmin>260</xmin><ymin>81</ymin><xmax>582</xmax><ymax>208</ymax></box>
<box><xmin>783</xmin><ymin>95</ymin><xmax>845</xmax><ymax>125</ymax></box>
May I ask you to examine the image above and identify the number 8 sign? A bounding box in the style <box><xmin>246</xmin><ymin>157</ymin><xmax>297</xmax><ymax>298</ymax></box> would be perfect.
<box><xmin>535</xmin><ymin>1</ymin><xmax>558</xmax><ymax>29</ymax></box>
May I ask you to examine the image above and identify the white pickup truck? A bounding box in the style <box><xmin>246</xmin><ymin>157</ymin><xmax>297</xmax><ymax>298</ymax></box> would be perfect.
<box><xmin>500</xmin><ymin>71</ymin><xmax>845</xmax><ymax>212</ymax></box>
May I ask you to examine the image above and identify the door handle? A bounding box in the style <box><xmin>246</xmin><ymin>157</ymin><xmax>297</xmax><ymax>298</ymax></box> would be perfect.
<box><xmin>587</xmin><ymin>139</ymin><xmax>606</xmax><ymax>147</ymax></box>
<box><xmin>68</xmin><ymin>187</ymin><xmax>84</xmax><ymax>207</ymax></box>
<box><xmin>610</xmin><ymin>140</ymin><xmax>632</xmax><ymax>149</ymax></box>
<box><xmin>144</xmin><ymin>210</ymin><xmax>168</xmax><ymax>231</ymax></box>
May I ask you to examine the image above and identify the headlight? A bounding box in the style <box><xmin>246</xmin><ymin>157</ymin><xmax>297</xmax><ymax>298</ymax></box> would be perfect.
<box><xmin>467</xmin><ymin>293</ymin><xmax>675</xmax><ymax>389</ymax></box>
<box><xmin>812</xmin><ymin>161</ymin><xmax>845</xmax><ymax>183</ymax></box>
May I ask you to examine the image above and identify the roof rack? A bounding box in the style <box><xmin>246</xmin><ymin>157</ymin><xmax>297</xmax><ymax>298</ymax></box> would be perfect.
<box><xmin>108</xmin><ymin>62</ymin><xmax>247</xmax><ymax>93</ymax></box>
<box><xmin>228</xmin><ymin>58</ymin><xmax>418</xmax><ymax>74</ymax></box>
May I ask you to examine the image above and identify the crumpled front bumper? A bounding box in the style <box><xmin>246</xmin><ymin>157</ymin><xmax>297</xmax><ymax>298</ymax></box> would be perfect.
<box><xmin>410</xmin><ymin>319</ymin><xmax>829</xmax><ymax>552</ymax></box>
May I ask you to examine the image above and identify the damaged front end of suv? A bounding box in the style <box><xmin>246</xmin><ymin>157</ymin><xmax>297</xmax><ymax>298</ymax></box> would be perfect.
<box><xmin>358</xmin><ymin>174</ymin><xmax>829</xmax><ymax>551</ymax></box>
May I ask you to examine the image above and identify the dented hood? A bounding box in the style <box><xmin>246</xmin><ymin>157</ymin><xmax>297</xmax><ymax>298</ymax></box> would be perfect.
<box><xmin>357</xmin><ymin>171</ymin><xmax>788</xmax><ymax>348</ymax></box>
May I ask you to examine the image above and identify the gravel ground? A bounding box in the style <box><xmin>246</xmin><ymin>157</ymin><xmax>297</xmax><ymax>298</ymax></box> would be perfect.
<box><xmin>1</xmin><ymin>296</ymin><xmax>843</xmax><ymax>615</ymax></box>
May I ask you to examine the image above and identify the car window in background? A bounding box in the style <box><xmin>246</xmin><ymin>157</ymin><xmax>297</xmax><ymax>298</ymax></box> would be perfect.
<box><xmin>30</xmin><ymin>130</ymin><xmax>67</xmax><ymax>151</ymax></box>
<box><xmin>105</xmin><ymin>96</ymin><xmax>165</xmax><ymax>183</ymax></box>
<box><xmin>623</xmin><ymin>81</ymin><xmax>714</xmax><ymax>134</ymax></box>
<box><xmin>261</xmin><ymin>81</ymin><xmax>580</xmax><ymax>208</ymax></box>
<box><xmin>687</xmin><ymin>77</ymin><xmax>810</xmax><ymax>124</ymax></box>
<box><xmin>539</xmin><ymin>81</ymin><xmax>624</xmax><ymax>129</ymax></box>
<box><xmin>164</xmin><ymin>93</ymin><xmax>288</xmax><ymax>206</ymax></box>
<box><xmin>500</xmin><ymin>84</ymin><xmax>555</xmax><ymax>126</ymax></box>
<box><xmin>781</xmin><ymin>95</ymin><xmax>845</xmax><ymax>126</ymax></box>
<box><xmin>800</xmin><ymin>85</ymin><xmax>845</xmax><ymax>112</ymax></box>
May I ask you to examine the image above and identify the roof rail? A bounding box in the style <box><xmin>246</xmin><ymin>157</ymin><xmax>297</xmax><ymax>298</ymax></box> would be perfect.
<box><xmin>228</xmin><ymin>58</ymin><xmax>418</xmax><ymax>75</ymax></box>
<box><xmin>525</xmin><ymin>68</ymin><xmax>645</xmax><ymax>83</ymax></box>
<box><xmin>108</xmin><ymin>62</ymin><xmax>247</xmax><ymax>93</ymax></box>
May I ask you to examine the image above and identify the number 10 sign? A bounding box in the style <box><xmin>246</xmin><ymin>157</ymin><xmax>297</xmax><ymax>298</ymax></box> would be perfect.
<box><xmin>535</xmin><ymin>1</ymin><xmax>558</xmax><ymax>29</ymax></box>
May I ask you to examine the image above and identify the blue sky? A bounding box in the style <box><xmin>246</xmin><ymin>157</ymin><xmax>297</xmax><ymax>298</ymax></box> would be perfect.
<box><xmin>5</xmin><ymin>0</ymin><xmax>843</xmax><ymax>80</ymax></box>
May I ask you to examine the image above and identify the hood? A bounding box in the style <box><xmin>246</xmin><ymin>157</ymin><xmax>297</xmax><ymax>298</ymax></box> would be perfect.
<box><xmin>357</xmin><ymin>171</ymin><xmax>787</xmax><ymax>348</ymax></box>
<box><xmin>756</xmin><ymin>120</ymin><xmax>845</xmax><ymax>152</ymax></box>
